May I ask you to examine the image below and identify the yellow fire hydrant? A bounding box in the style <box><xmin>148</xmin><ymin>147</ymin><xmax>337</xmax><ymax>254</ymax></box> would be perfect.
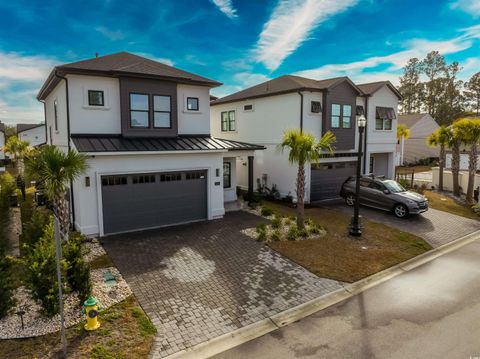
<box><xmin>83</xmin><ymin>296</ymin><xmax>100</xmax><ymax>331</ymax></box>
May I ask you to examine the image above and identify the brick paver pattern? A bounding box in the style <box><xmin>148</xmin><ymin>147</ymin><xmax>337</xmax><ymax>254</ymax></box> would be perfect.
<box><xmin>323</xmin><ymin>201</ymin><xmax>479</xmax><ymax>247</ymax></box>
<box><xmin>102</xmin><ymin>211</ymin><xmax>343</xmax><ymax>358</ymax></box>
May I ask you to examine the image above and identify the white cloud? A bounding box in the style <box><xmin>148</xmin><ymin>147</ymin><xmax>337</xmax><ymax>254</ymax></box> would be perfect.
<box><xmin>0</xmin><ymin>51</ymin><xmax>55</xmax><ymax>81</ymax></box>
<box><xmin>294</xmin><ymin>26</ymin><xmax>480</xmax><ymax>85</ymax></box>
<box><xmin>95</xmin><ymin>26</ymin><xmax>126</xmax><ymax>41</ymax></box>
<box><xmin>253</xmin><ymin>0</ymin><xmax>358</xmax><ymax>71</ymax></box>
<box><xmin>450</xmin><ymin>0</ymin><xmax>480</xmax><ymax>17</ymax></box>
<box><xmin>211</xmin><ymin>0</ymin><xmax>238</xmax><ymax>18</ymax></box>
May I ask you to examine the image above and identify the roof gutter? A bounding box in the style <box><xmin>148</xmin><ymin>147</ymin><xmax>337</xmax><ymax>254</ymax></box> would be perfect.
<box><xmin>54</xmin><ymin>70</ymin><xmax>76</xmax><ymax>228</ymax></box>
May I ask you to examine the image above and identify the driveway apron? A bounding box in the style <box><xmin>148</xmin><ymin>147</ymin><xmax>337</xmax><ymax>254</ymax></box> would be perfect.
<box><xmin>101</xmin><ymin>211</ymin><xmax>343</xmax><ymax>358</ymax></box>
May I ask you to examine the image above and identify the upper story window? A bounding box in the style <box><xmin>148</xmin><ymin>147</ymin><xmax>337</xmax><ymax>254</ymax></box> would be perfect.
<box><xmin>244</xmin><ymin>104</ymin><xmax>253</xmax><ymax>111</ymax></box>
<box><xmin>221</xmin><ymin>111</ymin><xmax>235</xmax><ymax>132</ymax></box>
<box><xmin>153</xmin><ymin>95</ymin><xmax>171</xmax><ymax>128</ymax></box>
<box><xmin>342</xmin><ymin>105</ymin><xmax>351</xmax><ymax>128</ymax></box>
<box><xmin>375</xmin><ymin>107</ymin><xmax>395</xmax><ymax>131</ymax></box>
<box><xmin>54</xmin><ymin>99</ymin><xmax>59</xmax><ymax>131</ymax></box>
<box><xmin>88</xmin><ymin>90</ymin><xmax>104</xmax><ymax>106</ymax></box>
<box><xmin>311</xmin><ymin>101</ymin><xmax>322</xmax><ymax>113</ymax></box>
<box><xmin>187</xmin><ymin>97</ymin><xmax>199</xmax><ymax>111</ymax></box>
<box><xmin>130</xmin><ymin>93</ymin><xmax>149</xmax><ymax>128</ymax></box>
<box><xmin>331</xmin><ymin>104</ymin><xmax>340</xmax><ymax>128</ymax></box>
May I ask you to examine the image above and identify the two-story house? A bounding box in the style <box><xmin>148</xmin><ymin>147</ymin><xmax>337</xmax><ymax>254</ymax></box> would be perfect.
<box><xmin>37</xmin><ymin>52</ymin><xmax>263</xmax><ymax>237</ymax></box>
<box><xmin>17</xmin><ymin>123</ymin><xmax>46</xmax><ymax>147</ymax></box>
<box><xmin>211</xmin><ymin>75</ymin><xmax>400</xmax><ymax>202</ymax></box>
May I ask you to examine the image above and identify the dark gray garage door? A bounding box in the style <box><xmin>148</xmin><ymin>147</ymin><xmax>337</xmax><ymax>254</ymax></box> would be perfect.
<box><xmin>101</xmin><ymin>170</ymin><xmax>207</xmax><ymax>235</ymax></box>
<box><xmin>310</xmin><ymin>162</ymin><xmax>357</xmax><ymax>201</ymax></box>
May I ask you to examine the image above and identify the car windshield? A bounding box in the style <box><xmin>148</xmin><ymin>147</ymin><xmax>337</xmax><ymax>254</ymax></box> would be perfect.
<box><xmin>383</xmin><ymin>180</ymin><xmax>406</xmax><ymax>193</ymax></box>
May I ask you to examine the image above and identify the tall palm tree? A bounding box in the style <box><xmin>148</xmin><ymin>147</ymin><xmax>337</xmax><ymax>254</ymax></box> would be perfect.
<box><xmin>453</xmin><ymin>118</ymin><xmax>480</xmax><ymax>202</ymax></box>
<box><xmin>25</xmin><ymin>146</ymin><xmax>87</xmax><ymax>238</ymax></box>
<box><xmin>280</xmin><ymin>129</ymin><xmax>336</xmax><ymax>229</ymax></box>
<box><xmin>427</xmin><ymin>126</ymin><xmax>450</xmax><ymax>191</ymax></box>
<box><xmin>3</xmin><ymin>136</ymin><xmax>31</xmax><ymax>170</ymax></box>
<box><xmin>397</xmin><ymin>124</ymin><xmax>411</xmax><ymax>165</ymax></box>
<box><xmin>448</xmin><ymin>125</ymin><xmax>462</xmax><ymax>197</ymax></box>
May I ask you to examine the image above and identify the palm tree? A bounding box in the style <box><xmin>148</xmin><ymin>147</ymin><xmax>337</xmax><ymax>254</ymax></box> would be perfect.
<box><xmin>397</xmin><ymin>124</ymin><xmax>411</xmax><ymax>165</ymax></box>
<box><xmin>3</xmin><ymin>136</ymin><xmax>31</xmax><ymax>170</ymax></box>
<box><xmin>427</xmin><ymin>126</ymin><xmax>450</xmax><ymax>191</ymax></box>
<box><xmin>25</xmin><ymin>146</ymin><xmax>87</xmax><ymax>238</ymax></box>
<box><xmin>453</xmin><ymin>118</ymin><xmax>480</xmax><ymax>202</ymax></box>
<box><xmin>448</xmin><ymin>125</ymin><xmax>462</xmax><ymax>197</ymax></box>
<box><xmin>280</xmin><ymin>129</ymin><xmax>336</xmax><ymax>229</ymax></box>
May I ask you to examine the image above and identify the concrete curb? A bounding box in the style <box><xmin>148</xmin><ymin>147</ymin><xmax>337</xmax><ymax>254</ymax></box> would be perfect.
<box><xmin>161</xmin><ymin>230</ymin><xmax>480</xmax><ymax>359</ymax></box>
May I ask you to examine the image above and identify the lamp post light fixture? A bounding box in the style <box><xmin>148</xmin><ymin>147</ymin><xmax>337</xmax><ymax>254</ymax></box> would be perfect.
<box><xmin>349</xmin><ymin>114</ymin><xmax>367</xmax><ymax>237</ymax></box>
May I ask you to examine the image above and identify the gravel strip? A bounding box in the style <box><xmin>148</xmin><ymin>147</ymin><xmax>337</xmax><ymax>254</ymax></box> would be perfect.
<box><xmin>83</xmin><ymin>238</ymin><xmax>107</xmax><ymax>263</ymax></box>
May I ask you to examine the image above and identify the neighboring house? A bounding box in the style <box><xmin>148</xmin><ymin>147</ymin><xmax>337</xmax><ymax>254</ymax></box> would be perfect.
<box><xmin>445</xmin><ymin>148</ymin><xmax>480</xmax><ymax>171</ymax></box>
<box><xmin>17</xmin><ymin>123</ymin><xmax>47</xmax><ymax>147</ymax></box>
<box><xmin>37</xmin><ymin>52</ymin><xmax>263</xmax><ymax>237</ymax></box>
<box><xmin>0</xmin><ymin>122</ymin><xmax>5</xmax><ymax>172</ymax></box>
<box><xmin>396</xmin><ymin>113</ymin><xmax>439</xmax><ymax>165</ymax></box>
<box><xmin>210</xmin><ymin>76</ymin><xmax>401</xmax><ymax>202</ymax></box>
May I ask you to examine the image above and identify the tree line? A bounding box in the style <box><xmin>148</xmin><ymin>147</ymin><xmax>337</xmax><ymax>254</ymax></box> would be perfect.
<box><xmin>399</xmin><ymin>51</ymin><xmax>480</xmax><ymax>125</ymax></box>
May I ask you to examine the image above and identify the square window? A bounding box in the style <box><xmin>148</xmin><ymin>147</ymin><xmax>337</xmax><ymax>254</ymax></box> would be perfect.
<box><xmin>384</xmin><ymin>119</ymin><xmax>392</xmax><ymax>130</ymax></box>
<box><xmin>154</xmin><ymin>112</ymin><xmax>171</xmax><ymax>128</ymax></box>
<box><xmin>130</xmin><ymin>111</ymin><xmax>149</xmax><ymax>127</ymax></box>
<box><xmin>187</xmin><ymin>97</ymin><xmax>199</xmax><ymax>111</ymax></box>
<box><xmin>130</xmin><ymin>94</ymin><xmax>149</xmax><ymax>111</ymax></box>
<box><xmin>154</xmin><ymin>95</ymin><xmax>170</xmax><ymax>112</ymax></box>
<box><xmin>88</xmin><ymin>90</ymin><xmax>104</xmax><ymax>106</ymax></box>
<box><xmin>221</xmin><ymin>111</ymin><xmax>236</xmax><ymax>131</ymax></box>
<box><xmin>311</xmin><ymin>101</ymin><xmax>321</xmax><ymax>113</ymax></box>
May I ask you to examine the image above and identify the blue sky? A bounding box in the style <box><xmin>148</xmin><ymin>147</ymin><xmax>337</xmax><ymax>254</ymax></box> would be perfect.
<box><xmin>0</xmin><ymin>0</ymin><xmax>479</xmax><ymax>125</ymax></box>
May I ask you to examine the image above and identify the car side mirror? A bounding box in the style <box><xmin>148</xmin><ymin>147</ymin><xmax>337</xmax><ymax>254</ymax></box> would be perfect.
<box><xmin>383</xmin><ymin>189</ymin><xmax>390</xmax><ymax>194</ymax></box>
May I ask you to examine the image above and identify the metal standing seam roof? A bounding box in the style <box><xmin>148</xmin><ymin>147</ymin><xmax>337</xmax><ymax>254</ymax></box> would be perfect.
<box><xmin>71</xmin><ymin>134</ymin><xmax>265</xmax><ymax>153</ymax></box>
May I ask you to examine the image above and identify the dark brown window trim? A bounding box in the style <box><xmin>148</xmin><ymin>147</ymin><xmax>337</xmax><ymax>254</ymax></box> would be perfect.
<box><xmin>129</xmin><ymin>92</ymin><xmax>150</xmax><ymax>128</ymax></box>
<box><xmin>221</xmin><ymin>110</ymin><xmax>235</xmax><ymax>132</ymax></box>
<box><xmin>187</xmin><ymin>97</ymin><xmax>199</xmax><ymax>111</ymax></box>
<box><xmin>153</xmin><ymin>94</ymin><xmax>172</xmax><ymax>129</ymax></box>
<box><xmin>88</xmin><ymin>90</ymin><xmax>105</xmax><ymax>106</ymax></box>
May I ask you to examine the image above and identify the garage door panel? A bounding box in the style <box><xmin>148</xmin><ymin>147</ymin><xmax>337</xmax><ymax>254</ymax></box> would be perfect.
<box><xmin>102</xmin><ymin>171</ymin><xmax>207</xmax><ymax>235</ymax></box>
<box><xmin>310</xmin><ymin>162</ymin><xmax>356</xmax><ymax>201</ymax></box>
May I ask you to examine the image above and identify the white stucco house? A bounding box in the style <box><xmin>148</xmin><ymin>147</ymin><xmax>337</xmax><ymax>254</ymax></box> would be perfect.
<box><xmin>396</xmin><ymin>113</ymin><xmax>439</xmax><ymax>165</ymax></box>
<box><xmin>37</xmin><ymin>52</ymin><xmax>263</xmax><ymax>237</ymax></box>
<box><xmin>17</xmin><ymin>123</ymin><xmax>46</xmax><ymax>147</ymax></box>
<box><xmin>211</xmin><ymin>76</ymin><xmax>401</xmax><ymax>202</ymax></box>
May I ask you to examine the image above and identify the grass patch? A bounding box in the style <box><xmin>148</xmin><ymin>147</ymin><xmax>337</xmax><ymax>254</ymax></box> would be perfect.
<box><xmin>0</xmin><ymin>296</ymin><xmax>155</xmax><ymax>359</ymax></box>
<box><xmin>424</xmin><ymin>191</ymin><xmax>479</xmax><ymax>220</ymax></box>
<box><xmin>266</xmin><ymin>202</ymin><xmax>432</xmax><ymax>283</ymax></box>
<box><xmin>89</xmin><ymin>254</ymin><xmax>115</xmax><ymax>270</ymax></box>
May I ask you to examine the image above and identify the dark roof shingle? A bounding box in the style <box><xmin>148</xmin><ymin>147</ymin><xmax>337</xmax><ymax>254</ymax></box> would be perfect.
<box><xmin>17</xmin><ymin>123</ymin><xmax>44</xmax><ymax>133</ymax></box>
<box><xmin>398</xmin><ymin>113</ymin><xmax>431</xmax><ymax>127</ymax></box>
<box><xmin>357</xmin><ymin>81</ymin><xmax>402</xmax><ymax>100</ymax></box>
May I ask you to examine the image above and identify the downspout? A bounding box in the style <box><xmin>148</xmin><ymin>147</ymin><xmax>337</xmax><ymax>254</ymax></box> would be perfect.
<box><xmin>54</xmin><ymin>70</ymin><xmax>76</xmax><ymax>228</ymax></box>
<box><xmin>363</xmin><ymin>96</ymin><xmax>369</xmax><ymax>174</ymax></box>
<box><xmin>298</xmin><ymin>91</ymin><xmax>304</xmax><ymax>132</ymax></box>
<box><xmin>41</xmin><ymin>100</ymin><xmax>47</xmax><ymax>144</ymax></box>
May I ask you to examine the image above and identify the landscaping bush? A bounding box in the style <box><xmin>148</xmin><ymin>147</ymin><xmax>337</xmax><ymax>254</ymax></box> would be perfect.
<box><xmin>287</xmin><ymin>225</ymin><xmax>299</xmax><ymax>241</ymax></box>
<box><xmin>0</xmin><ymin>247</ymin><xmax>15</xmax><ymax>319</ymax></box>
<box><xmin>24</xmin><ymin>217</ymin><xmax>65</xmax><ymax>317</ymax></box>
<box><xmin>270</xmin><ymin>230</ymin><xmax>281</xmax><ymax>241</ymax></box>
<box><xmin>298</xmin><ymin>228</ymin><xmax>308</xmax><ymax>238</ymax></box>
<box><xmin>308</xmin><ymin>224</ymin><xmax>322</xmax><ymax>235</ymax></box>
<box><xmin>271</xmin><ymin>216</ymin><xmax>281</xmax><ymax>229</ymax></box>
<box><xmin>20</xmin><ymin>206</ymin><xmax>50</xmax><ymax>252</ymax></box>
<box><xmin>260</xmin><ymin>206</ymin><xmax>274</xmax><ymax>217</ymax></box>
<box><xmin>63</xmin><ymin>232</ymin><xmax>92</xmax><ymax>301</ymax></box>
<box><xmin>255</xmin><ymin>222</ymin><xmax>267</xmax><ymax>241</ymax></box>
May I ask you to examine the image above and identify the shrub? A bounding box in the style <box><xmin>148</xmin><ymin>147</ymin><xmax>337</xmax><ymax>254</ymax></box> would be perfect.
<box><xmin>287</xmin><ymin>225</ymin><xmax>298</xmax><ymax>241</ymax></box>
<box><xmin>284</xmin><ymin>217</ymin><xmax>293</xmax><ymax>226</ymax></box>
<box><xmin>271</xmin><ymin>216</ymin><xmax>281</xmax><ymax>229</ymax></box>
<box><xmin>21</xmin><ymin>207</ymin><xmax>50</xmax><ymax>252</ymax></box>
<box><xmin>63</xmin><ymin>232</ymin><xmax>92</xmax><ymax>301</ymax></box>
<box><xmin>0</xmin><ymin>173</ymin><xmax>16</xmax><ymax>209</ymax></box>
<box><xmin>260</xmin><ymin>206</ymin><xmax>274</xmax><ymax>217</ymax></box>
<box><xmin>308</xmin><ymin>224</ymin><xmax>322</xmax><ymax>235</ymax></box>
<box><xmin>305</xmin><ymin>218</ymin><xmax>315</xmax><ymax>227</ymax></box>
<box><xmin>24</xmin><ymin>217</ymin><xmax>65</xmax><ymax>317</ymax></box>
<box><xmin>256</xmin><ymin>229</ymin><xmax>267</xmax><ymax>242</ymax></box>
<box><xmin>270</xmin><ymin>230</ymin><xmax>281</xmax><ymax>241</ymax></box>
<box><xmin>256</xmin><ymin>222</ymin><xmax>267</xmax><ymax>232</ymax></box>
<box><xmin>0</xmin><ymin>248</ymin><xmax>15</xmax><ymax>319</ymax></box>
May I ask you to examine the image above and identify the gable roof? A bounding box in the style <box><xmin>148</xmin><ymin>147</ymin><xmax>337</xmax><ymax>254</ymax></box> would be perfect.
<box><xmin>357</xmin><ymin>81</ymin><xmax>403</xmax><ymax>100</ymax></box>
<box><xmin>17</xmin><ymin>123</ymin><xmax>45</xmax><ymax>134</ymax></box>
<box><xmin>38</xmin><ymin>52</ymin><xmax>222</xmax><ymax>100</ymax></box>
<box><xmin>211</xmin><ymin>75</ymin><xmax>362</xmax><ymax>105</ymax></box>
<box><xmin>398</xmin><ymin>113</ymin><xmax>434</xmax><ymax>128</ymax></box>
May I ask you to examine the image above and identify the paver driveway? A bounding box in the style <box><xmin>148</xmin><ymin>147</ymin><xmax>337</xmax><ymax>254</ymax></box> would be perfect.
<box><xmin>101</xmin><ymin>211</ymin><xmax>343</xmax><ymax>358</ymax></box>
<box><xmin>320</xmin><ymin>199</ymin><xmax>479</xmax><ymax>247</ymax></box>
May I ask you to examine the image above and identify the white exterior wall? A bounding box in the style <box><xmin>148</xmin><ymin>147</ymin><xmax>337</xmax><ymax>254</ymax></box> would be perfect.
<box><xmin>177</xmin><ymin>84</ymin><xmax>211</xmax><ymax>135</ymax></box>
<box><xmin>44</xmin><ymin>80</ymin><xmax>69</xmax><ymax>150</ymax></box>
<box><xmin>365</xmin><ymin>86</ymin><xmax>398</xmax><ymax>179</ymax></box>
<box><xmin>72</xmin><ymin>151</ymin><xmax>225</xmax><ymax>236</ymax></box>
<box><xmin>432</xmin><ymin>167</ymin><xmax>480</xmax><ymax>194</ymax></box>
<box><xmin>68</xmin><ymin>75</ymin><xmax>121</xmax><ymax>134</ymax></box>
<box><xmin>18</xmin><ymin>126</ymin><xmax>46</xmax><ymax>147</ymax></box>
<box><xmin>223</xmin><ymin>157</ymin><xmax>237</xmax><ymax>202</ymax></box>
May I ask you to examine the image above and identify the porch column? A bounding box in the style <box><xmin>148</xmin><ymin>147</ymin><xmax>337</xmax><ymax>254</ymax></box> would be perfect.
<box><xmin>248</xmin><ymin>156</ymin><xmax>254</xmax><ymax>202</ymax></box>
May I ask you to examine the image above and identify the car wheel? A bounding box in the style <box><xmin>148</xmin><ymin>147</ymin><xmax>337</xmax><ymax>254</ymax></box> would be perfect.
<box><xmin>393</xmin><ymin>204</ymin><xmax>408</xmax><ymax>218</ymax></box>
<box><xmin>345</xmin><ymin>193</ymin><xmax>355</xmax><ymax>206</ymax></box>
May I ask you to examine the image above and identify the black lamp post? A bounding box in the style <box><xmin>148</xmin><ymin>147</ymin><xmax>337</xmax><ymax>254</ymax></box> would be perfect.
<box><xmin>349</xmin><ymin>114</ymin><xmax>367</xmax><ymax>237</ymax></box>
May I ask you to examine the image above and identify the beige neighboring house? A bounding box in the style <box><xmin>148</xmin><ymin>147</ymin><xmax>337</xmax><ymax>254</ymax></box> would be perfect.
<box><xmin>397</xmin><ymin>113</ymin><xmax>439</xmax><ymax>165</ymax></box>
